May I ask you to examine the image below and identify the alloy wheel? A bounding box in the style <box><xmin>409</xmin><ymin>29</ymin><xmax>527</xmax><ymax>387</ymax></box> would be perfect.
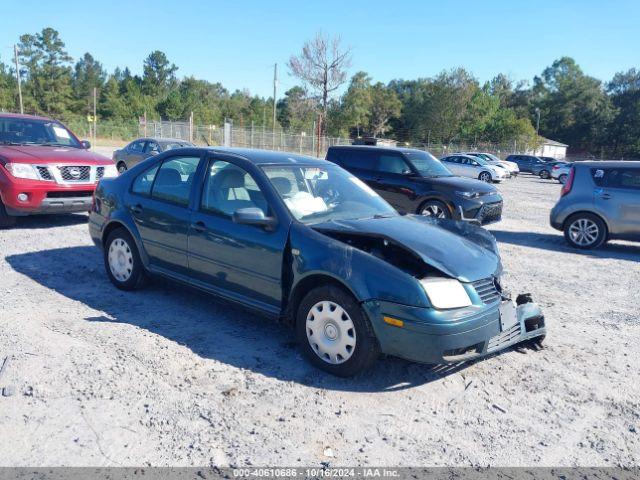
<box><xmin>306</xmin><ymin>300</ymin><xmax>356</xmax><ymax>365</ymax></box>
<box><xmin>540</xmin><ymin>170</ymin><xmax>550</xmax><ymax>179</ymax></box>
<box><xmin>479</xmin><ymin>172</ymin><xmax>492</xmax><ymax>182</ymax></box>
<box><xmin>568</xmin><ymin>218</ymin><xmax>599</xmax><ymax>247</ymax></box>
<box><xmin>108</xmin><ymin>238</ymin><xmax>134</xmax><ymax>282</ymax></box>
<box><xmin>117</xmin><ymin>163</ymin><xmax>127</xmax><ymax>173</ymax></box>
<box><xmin>421</xmin><ymin>204</ymin><xmax>446</xmax><ymax>218</ymax></box>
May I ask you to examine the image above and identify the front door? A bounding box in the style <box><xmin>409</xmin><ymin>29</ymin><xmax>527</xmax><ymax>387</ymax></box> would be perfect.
<box><xmin>129</xmin><ymin>154</ymin><xmax>202</xmax><ymax>275</ymax></box>
<box><xmin>370</xmin><ymin>151</ymin><xmax>415</xmax><ymax>211</ymax></box>
<box><xmin>187</xmin><ymin>155</ymin><xmax>289</xmax><ymax>309</ymax></box>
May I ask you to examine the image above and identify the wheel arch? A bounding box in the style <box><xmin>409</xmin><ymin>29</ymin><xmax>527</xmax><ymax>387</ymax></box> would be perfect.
<box><xmin>415</xmin><ymin>196</ymin><xmax>454</xmax><ymax>216</ymax></box>
<box><xmin>101</xmin><ymin>219</ymin><xmax>150</xmax><ymax>267</ymax></box>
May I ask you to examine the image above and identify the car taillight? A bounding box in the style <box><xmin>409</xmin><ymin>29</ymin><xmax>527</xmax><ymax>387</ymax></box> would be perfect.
<box><xmin>561</xmin><ymin>167</ymin><xmax>575</xmax><ymax>197</ymax></box>
<box><xmin>552</xmin><ymin>165</ymin><xmax>560</xmax><ymax>170</ymax></box>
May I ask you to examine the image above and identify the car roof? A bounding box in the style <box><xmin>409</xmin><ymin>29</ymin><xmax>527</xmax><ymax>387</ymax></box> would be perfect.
<box><xmin>0</xmin><ymin>112</ymin><xmax>56</xmax><ymax>122</ymax></box>
<box><xmin>574</xmin><ymin>160</ymin><xmax>640</xmax><ymax>168</ymax></box>
<box><xmin>328</xmin><ymin>144</ymin><xmax>432</xmax><ymax>155</ymax></box>
<box><xmin>134</xmin><ymin>137</ymin><xmax>194</xmax><ymax>144</ymax></box>
<box><xmin>207</xmin><ymin>147</ymin><xmax>329</xmax><ymax>166</ymax></box>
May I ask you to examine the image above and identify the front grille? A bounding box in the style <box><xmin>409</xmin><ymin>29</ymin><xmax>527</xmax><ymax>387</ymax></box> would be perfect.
<box><xmin>96</xmin><ymin>166</ymin><xmax>105</xmax><ymax>180</ymax></box>
<box><xmin>36</xmin><ymin>166</ymin><xmax>53</xmax><ymax>181</ymax></box>
<box><xmin>472</xmin><ymin>277</ymin><xmax>501</xmax><ymax>304</ymax></box>
<box><xmin>478</xmin><ymin>201</ymin><xmax>503</xmax><ymax>224</ymax></box>
<box><xmin>46</xmin><ymin>190</ymin><xmax>93</xmax><ymax>198</ymax></box>
<box><xmin>58</xmin><ymin>165</ymin><xmax>91</xmax><ymax>182</ymax></box>
<box><xmin>487</xmin><ymin>323</ymin><xmax>522</xmax><ymax>352</ymax></box>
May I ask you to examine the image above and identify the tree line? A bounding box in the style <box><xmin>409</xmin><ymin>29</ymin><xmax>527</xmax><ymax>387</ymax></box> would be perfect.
<box><xmin>1</xmin><ymin>28</ymin><xmax>639</xmax><ymax>158</ymax></box>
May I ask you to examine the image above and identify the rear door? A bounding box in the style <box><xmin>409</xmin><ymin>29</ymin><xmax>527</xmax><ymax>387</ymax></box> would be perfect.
<box><xmin>593</xmin><ymin>167</ymin><xmax>640</xmax><ymax>239</ymax></box>
<box><xmin>125</xmin><ymin>140</ymin><xmax>147</xmax><ymax>167</ymax></box>
<box><xmin>128</xmin><ymin>153</ymin><xmax>203</xmax><ymax>275</ymax></box>
<box><xmin>331</xmin><ymin>148</ymin><xmax>379</xmax><ymax>186</ymax></box>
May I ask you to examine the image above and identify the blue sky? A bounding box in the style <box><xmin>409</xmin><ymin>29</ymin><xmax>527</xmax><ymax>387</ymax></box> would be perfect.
<box><xmin>1</xmin><ymin>0</ymin><xmax>638</xmax><ymax>98</ymax></box>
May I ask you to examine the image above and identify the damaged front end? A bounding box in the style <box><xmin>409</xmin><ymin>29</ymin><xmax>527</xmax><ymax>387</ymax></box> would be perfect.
<box><xmin>301</xmin><ymin>215</ymin><xmax>546</xmax><ymax>364</ymax></box>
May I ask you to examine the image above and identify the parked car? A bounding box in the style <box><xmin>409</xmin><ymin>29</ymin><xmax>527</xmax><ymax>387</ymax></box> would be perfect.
<box><xmin>113</xmin><ymin>137</ymin><xmax>195</xmax><ymax>173</ymax></box>
<box><xmin>550</xmin><ymin>161</ymin><xmax>640</xmax><ymax>249</ymax></box>
<box><xmin>89</xmin><ymin>147</ymin><xmax>546</xmax><ymax>376</ymax></box>
<box><xmin>533</xmin><ymin>161</ymin><xmax>567</xmax><ymax>179</ymax></box>
<box><xmin>551</xmin><ymin>162</ymin><xmax>572</xmax><ymax>184</ymax></box>
<box><xmin>0</xmin><ymin>113</ymin><xmax>117</xmax><ymax>228</ymax></box>
<box><xmin>462</xmin><ymin>152</ymin><xmax>519</xmax><ymax>177</ymax></box>
<box><xmin>440</xmin><ymin>154</ymin><xmax>509</xmax><ymax>183</ymax></box>
<box><xmin>505</xmin><ymin>154</ymin><xmax>549</xmax><ymax>174</ymax></box>
<box><xmin>326</xmin><ymin>146</ymin><xmax>503</xmax><ymax>225</ymax></box>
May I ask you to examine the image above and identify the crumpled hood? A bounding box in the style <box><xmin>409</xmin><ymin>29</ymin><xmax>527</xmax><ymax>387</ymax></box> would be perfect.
<box><xmin>314</xmin><ymin>215</ymin><xmax>501</xmax><ymax>282</ymax></box>
<box><xmin>0</xmin><ymin>145</ymin><xmax>111</xmax><ymax>165</ymax></box>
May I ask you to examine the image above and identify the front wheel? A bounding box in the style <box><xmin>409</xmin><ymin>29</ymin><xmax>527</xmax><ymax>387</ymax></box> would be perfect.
<box><xmin>564</xmin><ymin>213</ymin><xmax>607</xmax><ymax>249</ymax></box>
<box><xmin>297</xmin><ymin>285</ymin><xmax>379</xmax><ymax>377</ymax></box>
<box><xmin>104</xmin><ymin>227</ymin><xmax>148</xmax><ymax>290</ymax></box>
<box><xmin>418</xmin><ymin>200</ymin><xmax>451</xmax><ymax>219</ymax></box>
<box><xmin>0</xmin><ymin>197</ymin><xmax>16</xmax><ymax>228</ymax></box>
<box><xmin>478</xmin><ymin>171</ymin><xmax>492</xmax><ymax>183</ymax></box>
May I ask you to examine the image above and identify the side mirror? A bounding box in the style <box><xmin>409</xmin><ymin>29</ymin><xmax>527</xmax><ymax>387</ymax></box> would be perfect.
<box><xmin>81</xmin><ymin>140</ymin><xmax>91</xmax><ymax>150</ymax></box>
<box><xmin>232</xmin><ymin>207</ymin><xmax>276</xmax><ymax>229</ymax></box>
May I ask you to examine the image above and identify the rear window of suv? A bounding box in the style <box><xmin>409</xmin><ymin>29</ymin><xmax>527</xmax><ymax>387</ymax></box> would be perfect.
<box><xmin>327</xmin><ymin>148</ymin><xmax>377</xmax><ymax>171</ymax></box>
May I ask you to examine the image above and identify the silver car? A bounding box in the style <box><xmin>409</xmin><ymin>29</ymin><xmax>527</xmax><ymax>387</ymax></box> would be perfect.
<box><xmin>550</xmin><ymin>161</ymin><xmax>640</xmax><ymax>249</ymax></box>
<box><xmin>113</xmin><ymin>137</ymin><xmax>195</xmax><ymax>173</ymax></box>
<box><xmin>551</xmin><ymin>162</ymin><xmax>572</xmax><ymax>184</ymax></box>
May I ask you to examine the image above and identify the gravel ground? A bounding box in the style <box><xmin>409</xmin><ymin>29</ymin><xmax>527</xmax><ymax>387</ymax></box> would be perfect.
<box><xmin>0</xmin><ymin>168</ymin><xmax>638</xmax><ymax>467</ymax></box>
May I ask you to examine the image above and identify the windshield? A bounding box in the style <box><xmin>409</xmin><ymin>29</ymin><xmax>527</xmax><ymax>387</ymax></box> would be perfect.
<box><xmin>403</xmin><ymin>150</ymin><xmax>453</xmax><ymax>177</ymax></box>
<box><xmin>0</xmin><ymin>117</ymin><xmax>81</xmax><ymax>148</ymax></box>
<box><xmin>483</xmin><ymin>153</ymin><xmax>502</xmax><ymax>162</ymax></box>
<box><xmin>469</xmin><ymin>156</ymin><xmax>488</xmax><ymax>166</ymax></box>
<box><xmin>262</xmin><ymin>165</ymin><xmax>397</xmax><ymax>225</ymax></box>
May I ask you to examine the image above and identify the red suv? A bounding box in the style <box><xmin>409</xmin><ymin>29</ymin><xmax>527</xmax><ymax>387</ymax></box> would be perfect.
<box><xmin>0</xmin><ymin>113</ymin><xmax>117</xmax><ymax>227</ymax></box>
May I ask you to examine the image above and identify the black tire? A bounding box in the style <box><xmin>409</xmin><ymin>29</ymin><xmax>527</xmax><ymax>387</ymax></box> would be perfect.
<box><xmin>296</xmin><ymin>285</ymin><xmax>379</xmax><ymax>377</ymax></box>
<box><xmin>0</xmin><ymin>197</ymin><xmax>17</xmax><ymax>228</ymax></box>
<box><xmin>558</xmin><ymin>173</ymin><xmax>568</xmax><ymax>184</ymax></box>
<box><xmin>478</xmin><ymin>171</ymin><xmax>492</xmax><ymax>183</ymax></box>
<box><xmin>104</xmin><ymin>227</ymin><xmax>148</xmax><ymax>290</ymax></box>
<box><xmin>117</xmin><ymin>162</ymin><xmax>127</xmax><ymax>173</ymax></box>
<box><xmin>539</xmin><ymin>170</ymin><xmax>550</xmax><ymax>179</ymax></box>
<box><xmin>563</xmin><ymin>213</ymin><xmax>607</xmax><ymax>250</ymax></box>
<box><xmin>418</xmin><ymin>199</ymin><xmax>451</xmax><ymax>219</ymax></box>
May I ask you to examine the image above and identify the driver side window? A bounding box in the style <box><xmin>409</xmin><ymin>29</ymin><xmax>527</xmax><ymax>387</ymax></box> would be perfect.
<box><xmin>201</xmin><ymin>160</ymin><xmax>268</xmax><ymax>217</ymax></box>
<box><xmin>376</xmin><ymin>154</ymin><xmax>409</xmax><ymax>174</ymax></box>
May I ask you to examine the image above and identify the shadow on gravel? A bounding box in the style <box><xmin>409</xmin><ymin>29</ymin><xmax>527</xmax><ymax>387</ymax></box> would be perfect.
<box><xmin>12</xmin><ymin>213</ymin><xmax>88</xmax><ymax>229</ymax></box>
<box><xmin>7</xmin><ymin>246</ymin><xmax>505</xmax><ymax>393</ymax></box>
<box><xmin>490</xmin><ymin>229</ymin><xmax>640</xmax><ymax>261</ymax></box>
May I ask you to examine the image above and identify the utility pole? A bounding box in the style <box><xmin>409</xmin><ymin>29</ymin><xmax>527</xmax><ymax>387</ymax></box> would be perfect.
<box><xmin>272</xmin><ymin>63</ymin><xmax>278</xmax><ymax>132</ymax></box>
<box><xmin>93</xmin><ymin>87</ymin><xmax>97</xmax><ymax>146</ymax></box>
<box><xmin>14</xmin><ymin>45</ymin><xmax>23</xmax><ymax>114</ymax></box>
<box><xmin>535</xmin><ymin>108</ymin><xmax>541</xmax><ymax>137</ymax></box>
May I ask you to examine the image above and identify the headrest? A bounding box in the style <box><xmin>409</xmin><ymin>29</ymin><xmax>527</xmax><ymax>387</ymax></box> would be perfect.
<box><xmin>270</xmin><ymin>176</ymin><xmax>292</xmax><ymax>195</ymax></box>
<box><xmin>155</xmin><ymin>168</ymin><xmax>181</xmax><ymax>186</ymax></box>
<box><xmin>217</xmin><ymin>169</ymin><xmax>245</xmax><ymax>189</ymax></box>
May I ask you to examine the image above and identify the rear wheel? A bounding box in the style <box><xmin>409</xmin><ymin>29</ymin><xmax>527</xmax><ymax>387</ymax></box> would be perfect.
<box><xmin>564</xmin><ymin>213</ymin><xmax>607</xmax><ymax>249</ymax></box>
<box><xmin>418</xmin><ymin>200</ymin><xmax>451</xmax><ymax>219</ymax></box>
<box><xmin>0</xmin><ymin>197</ymin><xmax>16</xmax><ymax>228</ymax></box>
<box><xmin>539</xmin><ymin>170</ymin><xmax>550</xmax><ymax>179</ymax></box>
<box><xmin>297</xmin><ymin>285</ymin><xmax>379</xmax><ymax>377</ymax></box>
<box><xmin>558</xmin><ymin>173</ymin><xmax>568</xmax><ymax>184</ymax></box>
<box><xmin>478</xmin><ymin>171</ymin><xmax>492</xmax><ymax>183</ymax></box>
<box><xmin>104</xmin><ymin>227</ymin><xmax>148</xmax><ymax>290</ymax></box>
<box><xmin>117</xmin><ymin>162</ymin><xmax>127</xmax><ymax>174</ymax></box>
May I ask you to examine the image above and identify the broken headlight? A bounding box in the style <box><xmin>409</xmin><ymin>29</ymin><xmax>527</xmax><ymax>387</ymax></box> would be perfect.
<box><xmin>420</xmin><ymin>277</ymin><xmax>472</xmax><ymax>309</ymax></box>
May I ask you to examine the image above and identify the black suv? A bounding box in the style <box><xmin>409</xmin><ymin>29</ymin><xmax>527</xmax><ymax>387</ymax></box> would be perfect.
<box><xmin>505</xmin><ymin>154</ymin><xmax>547</xmax><ymax>173</ymax></box>
<box><xmin>326</xmin><ymin>146</ymin><xmax>503</xmax><ymax>225</ymax></box>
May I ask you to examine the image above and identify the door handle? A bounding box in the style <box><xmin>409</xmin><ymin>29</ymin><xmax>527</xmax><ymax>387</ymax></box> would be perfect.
<box><xmin>131</xmin><ymin>204</ymin><xmax>143</xmax><ymax>215</ymax></box>
<box><xmin>600</xmin><ymin>193</ymin><xmax>612</xmax><ymax>200</ymax></box>
<box><xmin>192</xmin><ymin>221</ymin><xmax>206</xmax><ymax>233</ymax></box>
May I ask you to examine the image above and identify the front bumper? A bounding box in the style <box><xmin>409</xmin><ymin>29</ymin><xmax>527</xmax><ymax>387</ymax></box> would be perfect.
<box><xmin>455</xmin><ymin>198</ymin><xmax>503</xmax><ymax>225</ymax></box>
<box><xmin>1</xmin><ymin>179</ymin><xmax>96</xmax><ymax>215</ymax></box>
<box><xmin>363</xmin><ymin>298</ymin><xmax>546</xmax><ymax>364</ymax></box>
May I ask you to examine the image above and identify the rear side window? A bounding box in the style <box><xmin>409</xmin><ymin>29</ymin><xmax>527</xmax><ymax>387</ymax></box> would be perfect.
<box><xmin>151</xmin><ymin>156</ymin><xmax>200</xmax><ymax>206</ymax></box>
<box><xmin>376</xmin><ymin>153</ymin><xmax>409</xmax><ymax>174</ymax></box>
<box><xmin>593</xmin><ymin>168</ymin><xmax>640</xmax><ymax>190</ymax></box>
<box><xmin>131</xmin><ymin>164</ymin><xmax>159</xmax><ymax>196</ymax></box>
<box><xmin>333</xmin><ymin>149</ymin><xmax>377</xmax><ymax>171</ymax></box>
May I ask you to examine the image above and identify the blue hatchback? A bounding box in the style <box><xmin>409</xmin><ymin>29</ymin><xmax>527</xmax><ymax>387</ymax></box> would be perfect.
<box><xmin>89</xmin><ymin>147</ymin><xmax>546</xmax><ymax>376</ymax></box>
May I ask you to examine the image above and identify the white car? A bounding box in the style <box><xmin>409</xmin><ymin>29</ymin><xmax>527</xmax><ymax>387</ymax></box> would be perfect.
<box><xmin>463</xmin><ymin>152</ymin><xmax>520</xmax><ymax>177</ymax></box>
<box><xmin>440</xmin><ymin>154</ymin><xmax>509</xmax><ymax>183</ymax></box>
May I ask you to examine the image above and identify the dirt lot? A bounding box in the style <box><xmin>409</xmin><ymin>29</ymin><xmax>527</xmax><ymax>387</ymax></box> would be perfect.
<box><xmin>0</xmin><ymin>169</ymin><xmax>638</xmax><ymax>467</ymax></box>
